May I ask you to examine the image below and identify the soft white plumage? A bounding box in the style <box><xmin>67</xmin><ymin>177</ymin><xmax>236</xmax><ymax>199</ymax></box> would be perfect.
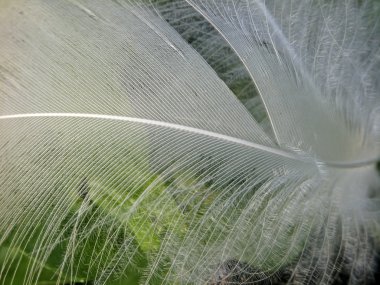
<box><xmin>0</xmin><ymin>0</ymin><xmax>379</xmax><ymax>284</ymax></box>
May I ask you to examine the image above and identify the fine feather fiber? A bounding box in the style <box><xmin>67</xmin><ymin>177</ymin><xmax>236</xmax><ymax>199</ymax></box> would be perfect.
<box><xmin>0</xmin><ymin>0</ymin><xmax>379</xmax><ymax>284</ymax></box>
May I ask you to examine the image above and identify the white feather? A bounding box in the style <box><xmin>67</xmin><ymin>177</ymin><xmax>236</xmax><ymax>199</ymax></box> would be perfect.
<box><xmin>0</xmin><ymin>0</ymin><xmax>379</xmax><ymax>284</ymax></box>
